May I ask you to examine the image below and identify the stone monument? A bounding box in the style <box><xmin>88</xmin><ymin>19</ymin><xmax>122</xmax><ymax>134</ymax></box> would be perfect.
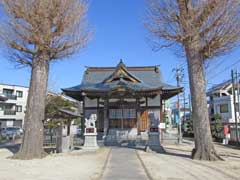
<box><xmin>147</xmin><ymin>112</ymin><xmax>165</xmax><ymax>153</ymax></box>
<box><xmin>83</xmin><ymin>114</ymin><xmax>99</xmax><ymax>150</ymax></box>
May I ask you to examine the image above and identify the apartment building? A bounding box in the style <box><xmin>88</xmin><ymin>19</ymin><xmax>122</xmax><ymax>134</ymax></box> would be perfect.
<box><xmin>0</xmin><ymin>83</ymin><xmax>28</xmax><ymax>128</ymax></box>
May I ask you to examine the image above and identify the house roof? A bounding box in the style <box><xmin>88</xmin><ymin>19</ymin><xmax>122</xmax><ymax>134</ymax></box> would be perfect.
<box><xmin>58</xmin><ymin>108</ymin><xmax>81</xmax><ymax>118</ymax></box>
<box><xmin>207</xmin><ymin>78</ymin><xmax>240</xmax><ymax>96</ymax></box>
<box><xmin>207</xmin><ymin>79</ymin><xmax>232</xmax><ymax>95</ymax></box>
<box><xmin>63</xmin><ymin>60</ymin><xmax>182</xmax><ymax>100</ymax></box>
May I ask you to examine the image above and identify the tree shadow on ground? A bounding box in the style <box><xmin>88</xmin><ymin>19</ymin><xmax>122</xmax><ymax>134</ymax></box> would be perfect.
<box><xmin>164</xmin><ymin>151</ymin><xmax>192</xmax><ymax>159</ymax></box>
<box><xmin>0</xmin><ymin>143</ymin><xmax>55</xmax><ymax>155</ymax></box>
<box><xmin>0</xmin><ymin>143</ymin><xmax>21</xmax><ymax>154</ymax></box>
<box><xmin>162</xmin><ymin>147</ymin><xmax>192</xmax><ymax>159</ymax></box>
<box><xmin>103</xmin><ymin>141</ymin><xmax>193</xmax><ymax>159</ymax></box>
<box><xmin>216</xmin><ymin>143</ymin><xmax>240</xmax><ymax>150</ymax></box>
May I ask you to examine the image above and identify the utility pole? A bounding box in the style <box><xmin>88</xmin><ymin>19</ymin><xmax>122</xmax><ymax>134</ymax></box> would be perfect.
<box><xmin>231</xmin><ymin>70</ymin><xmax>239</xmax><ymax>145</ymax></box>
<box><xmin>183</xmin><ymin>89</ymin><xmax>186</xmax><ymax>135</ymax></box>
<box><xmin>183</xmin><ymin>90</ymin><xmax>186</xmax><ymax>122</ymax></box>
<box><xmin>238</xmin><ymin>70</ymin><xmax>240</xmax><ymax>141</ymax></box>
<box><xmin>173</xmin><ymin>66</ymin><xmax>184</xmax><ymax>143</ymax></box>
<box><xmin>189</xmin><ymin>94</ymin><xmax>192</xmax><ymax>112</ymax></box>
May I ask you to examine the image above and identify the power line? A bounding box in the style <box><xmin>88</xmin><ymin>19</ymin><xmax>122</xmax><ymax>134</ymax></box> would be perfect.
<box><xmin>206</xmin><ymin>58</ymin><xmax>225</xmax><ymax>74</ymax></box>
<box><xmin>207</xmin><ymin>59</ymin><xmax>240</xmax><ymax>82</ymax></box>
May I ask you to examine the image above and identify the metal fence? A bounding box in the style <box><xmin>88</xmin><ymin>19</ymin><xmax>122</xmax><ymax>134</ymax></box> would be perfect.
<box><xmin>43</xmin><ymin>128</ymin><xmax>84</xmax><ymax>147</ymax></box>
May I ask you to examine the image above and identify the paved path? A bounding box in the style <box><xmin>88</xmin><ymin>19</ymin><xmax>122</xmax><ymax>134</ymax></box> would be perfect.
<box><xmin>102</xmin><ymin>148</ymin><xmax>149</xmax><ymax>180</ymax></box>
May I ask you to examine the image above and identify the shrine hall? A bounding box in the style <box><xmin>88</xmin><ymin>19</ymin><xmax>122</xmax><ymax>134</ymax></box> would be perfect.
<box><xmin>62</xmin><ymin>60</ymin><xmax>182</xmax><ymax>143</ymax></box>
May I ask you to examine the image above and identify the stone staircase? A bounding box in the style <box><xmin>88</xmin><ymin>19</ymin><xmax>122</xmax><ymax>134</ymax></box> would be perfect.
<box><xmin>104</xmin><ymin>128</ymin><xmax>148</xmax><ymax>148</ymax></box>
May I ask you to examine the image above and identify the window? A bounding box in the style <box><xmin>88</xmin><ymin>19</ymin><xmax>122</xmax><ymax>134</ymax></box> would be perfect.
<box><xmin>16</xmin><ymin>91</ymin><xmax>23</xmax><ymax>98</ymax></box>
<box><xmin>129</xmin><ymin>109</ymin><xmax>136</xmax><ymax>118</ymax></box>
<box><xmin>16</xmin><ymin>105</ymin><xmax>22</xmax><ymax>112</ymax></box>
<box><xmin>3</xmin><ymin>89</ymin><xmax>16</xmax><ymax>100</ymax></box>
<box><xmin>3</xmin><ymin>89</ymin><xmax>13</xmax><ymax>96</ymax></box>
<box><xmin>220</xmin><ymin>104</ymin><xmax>228</xmax><ymax>113</ymax></box>
<box><xmin>109</xmin><ymin>109</ymin><xmax>136</xmax><ymax>119</ymax></box>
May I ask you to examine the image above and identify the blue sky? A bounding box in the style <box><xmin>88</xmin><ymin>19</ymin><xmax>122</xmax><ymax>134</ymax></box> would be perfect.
<box><xmin>0</xmin><ymin>0</ymin><xmax>240</xmax><ymax>97</ymax></box>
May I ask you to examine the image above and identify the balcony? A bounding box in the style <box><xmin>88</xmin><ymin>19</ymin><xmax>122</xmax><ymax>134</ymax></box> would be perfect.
<box><xmin>5</xmin><ymin>94</ymin><xmax>17</xmax><ymax>100</ymax></box>
<box><xmin>4</xmin><ymin>109</ymin><xmax>16</xmax><ymax>115</ymax></box>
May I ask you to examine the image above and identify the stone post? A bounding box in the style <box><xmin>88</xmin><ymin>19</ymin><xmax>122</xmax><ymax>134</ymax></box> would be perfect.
<box><xmin>83</xmin><ymin>114</ymin><xmax>99</xmax><ymax>150</ymax></box>
<box><xmin>147</xmin><ymin>111</ymin><xmax>165</xmax><ymax>153</ymax></box>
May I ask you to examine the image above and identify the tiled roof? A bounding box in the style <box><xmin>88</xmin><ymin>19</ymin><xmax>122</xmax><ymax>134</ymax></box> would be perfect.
<box><xmin>63</xmin><ymin>61</ymin><xmax>181</xmax><ymax>95</ymax></box>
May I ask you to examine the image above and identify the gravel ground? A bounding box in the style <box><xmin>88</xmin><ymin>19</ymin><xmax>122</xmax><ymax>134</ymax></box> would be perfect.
<box><xmin>137</xmin><ymin>140</ymin><xmax>240</xmax><ymax>180</ymax></box>
<box><xmin>0</xmin><ymin>147</ymin><xmax>110</xmax><ymax>180</ymax></box>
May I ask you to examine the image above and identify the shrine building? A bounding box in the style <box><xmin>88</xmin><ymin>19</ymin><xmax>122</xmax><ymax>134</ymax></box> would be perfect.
<box><xmin>62</xmin><ymin>60</ymin><xmax>182</xmax><ymax>143</ymax></box>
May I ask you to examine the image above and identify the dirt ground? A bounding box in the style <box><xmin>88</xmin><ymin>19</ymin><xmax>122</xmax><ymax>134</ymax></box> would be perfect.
<box><xmin>137</xmin><ymin>140</ymin><xmax>240</xmax><ymax>180</ymax></box>
<box><xmin>0</xmin><ymin>147</ymin><xmax>110</xmax><ymax>180</ymax></box>
<box><xmin>0</xmin><ymin>139</ymin><xmax>239</xmax><ymax>180</ymax></box>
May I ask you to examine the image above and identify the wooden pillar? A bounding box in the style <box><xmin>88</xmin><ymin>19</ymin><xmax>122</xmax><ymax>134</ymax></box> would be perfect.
<box><xmin>103</xmin><ymin>98</ymin><xmax>109</xmax><ymax>136</ymax></box>
<box><xmin>81</xmin><ymin>95</ymin><xmax>86</xmax><ymax>136</ymax></box>
<box><xmin>121</xmin><ymin>98</ymin><xmax>124</xmax><ymax>129</ymax></box>
<box><xmin>67</xmin><ymin>119</ymin><xmax>71</xmax><ymax>136</ymax></box>
<box><xmin>136</xmin><ymin>98</ymin><xmax>141</xmax><ymax>135</ymax></box>
<box><xmin>97</xmin><ymin>98</ymin><xmax>100</xmax><ymax>131</ymax></box>
<box><xmin>159</xmin><ymin>93</ymin><xmax>164</xmax><ymax>143</ymax></box>
<box><xmin>160</xmin><ymin>94</ymin><xmax>163</xmax><ymax>123</ymax></box>
<box><xmin>145</xmin><ymin>97</ymin><xmax>149</xmax><ymax>130</ymax></box>
<box><xmin>145</xmin><ymin>97</ymin><xmax>148</xmax><ymax>107</ymax></box>
<box><xmin>121</xmin><ymin>106</ymin><xmax>124</xmax><ymax>129</ymax></box>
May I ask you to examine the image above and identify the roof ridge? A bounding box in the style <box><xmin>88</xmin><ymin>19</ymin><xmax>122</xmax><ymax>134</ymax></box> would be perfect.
<box><xmin>0</xmin><ymin>83</ymin><xmax>29</xmax><ymax>88</ymax></box>
<box><xmin>87</xmin><ymin>65</ymin><xmax>159</xmax><ymax>68</ymax></box>
<box><xmin>86</xmin><ymin>66</ymin><xmax>160</xmax><ymax>73</ymax></box>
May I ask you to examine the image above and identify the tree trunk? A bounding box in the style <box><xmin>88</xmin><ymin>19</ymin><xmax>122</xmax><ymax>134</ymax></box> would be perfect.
<box><xmin>14</xmin><ymin>55</ymin><xmax>49</xmax><ymax>160</ymax></box>
<box><xmin>185</xmin><ymin>44</ymin><xmax>222</xmax><ymax>161</ymax></box>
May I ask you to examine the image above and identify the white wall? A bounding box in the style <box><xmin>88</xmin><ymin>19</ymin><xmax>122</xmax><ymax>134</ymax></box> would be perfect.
<box><xmin>212</xmin><ymin>95</ymin><xmax>240</xmax><ymax>123</ymax></box>
<box><xmin>0</xmin><ymin>84</ymin><xmax>28</xmax><ymax>127</ymax></box>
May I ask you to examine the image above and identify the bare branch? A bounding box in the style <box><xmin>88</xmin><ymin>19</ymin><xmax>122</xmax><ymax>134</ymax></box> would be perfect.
<box><xmin>0</xmin><ymin>0</ymin><xmax>91</xmax><ymax>67</ymax></box>
<box><xmin>194</xmin><ymin>0</ymin><xmax>220</xmax><ymax>28</ymax></box>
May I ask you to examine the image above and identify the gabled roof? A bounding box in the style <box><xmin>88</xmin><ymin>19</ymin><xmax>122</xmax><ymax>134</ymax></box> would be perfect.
<box><xmin>207</xmin><ymin>79</ymin><xmax>232</xmax><ymax>95</ymax></box>
<box><xmin>63</xmin><ymin>60</ymin><xmax>182</xmax><ymax>100</ymax></box>
<box><xmin>207</xmin><ymin>78</ymin><xmax>240</xmax><ymax>96</ymax></box>
<box><xmin>102</xmin><ymin>60</ymin><xmax>142</xmax><ymax>83</ymax></box>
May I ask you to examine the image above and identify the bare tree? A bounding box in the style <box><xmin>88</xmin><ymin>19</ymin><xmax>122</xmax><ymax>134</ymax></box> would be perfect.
<box><xmin>0</xmin><ymin>0</ymin><xmax>91</xmax><ymax>159</ymax></box>
<box><xmin>145</xmin><ymin>0</ymin><xmax>240</xmax><ymax>160</ymax></box>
